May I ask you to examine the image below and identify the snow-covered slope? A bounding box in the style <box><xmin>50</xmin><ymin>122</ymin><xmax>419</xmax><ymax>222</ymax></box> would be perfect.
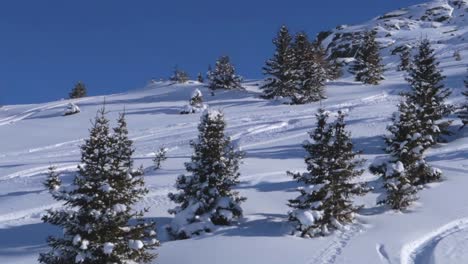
<box><xmin>0</xmin><ymin>1</ymin><xmax>467</xmax><ymax>263</ymax></box>
<box><xmin>322</xmin><ymin>0</ymin><xmax>468</xmax><ymax>61</ymax></box>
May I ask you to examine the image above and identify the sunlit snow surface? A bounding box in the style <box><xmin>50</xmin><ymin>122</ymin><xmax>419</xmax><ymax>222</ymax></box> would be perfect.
<box><xmin>0</xmin><ymin>0</ymin><xmax>467</xmax><ymax>263</ymax></box>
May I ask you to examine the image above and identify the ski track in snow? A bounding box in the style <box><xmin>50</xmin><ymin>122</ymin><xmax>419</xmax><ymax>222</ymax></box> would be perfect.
<box><xmin>376</xmin><ymin>243</ymin><xmax>392</xmax><ymax>264</ymax></box>
<box><xmin>309</xmin><ymin>223</ymin><xmax>364</xmax><ymax>264</ymax></box>
<box><xmin>400</xmin><ymin>218</ymin><xmax>468</xmax><ymax>264</ymax></box>
<box><xmin>0</xmin><ymin>98</ymin><xmax>92</xmax><ymax>127</ymax></box>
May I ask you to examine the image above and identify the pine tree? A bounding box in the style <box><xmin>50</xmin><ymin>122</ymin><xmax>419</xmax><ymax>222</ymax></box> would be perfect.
<box><xmin>373</xmin><ymin>97</ymin><xmax>443</xmax><ymax>210</ymax></box>
<box><xmin>207</xmin><ymin>56</ymin><xmax>243</xmax><ymax>92</ymax></box>
<box><xmin>327</xmin><ymin>59</ymin><xmax>343</xmax><ymax>80</ymax></box>
<box><xmin>180</xmin><ymin>89</ymin><xmax>207</xmax><ymax>114</ymax></box>
<box><xmin>153</xmin><ymin>147</ymin><xmax>168</xmax><ymax>170</ymax></box>
<box><xmin>459</xmin><ymin>76</ymin><xmax>468</xmax><ymax>128</ymax></box>
<box><xmin>170</xmin><ymin>67</ymin><xmax>190</xmax><ymax>83</ymax></box>
<box><xmin>44</xmin><ymin>166</ymin><xmax>61</xmax><ymax>192</ymax></box>
<box><xmin>39</xmin><ymin>109</ymin><xmax>159</xmax><ymax>264</ymax></box>
<box><xmin>197</xmin><ymin>73</ymin><xmax>204</xmax><ymax>83</ymax></box>
<box><xmin>350</xmin><ymin>30</ymin><xmax>384</xmax><ymax>85</ymax></box>
<box><xmin>398</xmin><ymin>49</ymin><xmax>411</xmax><ymax>71</ymax></box>
<box><xmin>261</xmin><ymin>25</ymin><xmax>293</xmax><ymax>99</ymax></box>
<box><xmin>454</xmin><ymin>50</ymin><xmax>462</xmax><ymax>61</ymax></box>
<box><xmin>69</xmin><ymin>82</ymin><xmax>87</xmax><ymax>99</ymax></box>
<box><xmin>168</xmin><ymin>110</ymin><xmax>245</xmax><ymax>239</ymax></box>
<box><xmin>288</xmin><ymin>110</ymin><xmax>367</xmax><ymax>237</ymax></box>
<box><xmin>289</xmin><ymin>32</ymin><xmax>326</xmax><ymax>104</ymax></box>
<box><xmin>405</xmin><ymin>38</ymin><xmax>453</xmax><ymax>143</ymax></box>
<box><xmin>311</xmin><ymin>42</ymin><xmax>336</xmax><ymax>81</ymax></box>
<box><xmin>377</xmin><ymin>161</ymin><xmax>418</xmax><ymax>210</ymax></box>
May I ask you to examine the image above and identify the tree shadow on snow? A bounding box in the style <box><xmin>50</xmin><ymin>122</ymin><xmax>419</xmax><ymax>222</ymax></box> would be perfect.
<box><xmin>237</xmin><ymin>180</ymin><xmax>299</xmax><ymax>193</ymax></box>
<box><xmin>246</xmin><ymin>144</ymin><xmax>305</xmax><ymax>160</ymax></box>
<box><xmin>0</xmin><ymin>223</ymin><xmax>59</xmax><ymax>257</ymax></box>
<box><xmin>352</xmin><ymin>135</ymin><xmax>386</xmax><ymax>155</ymax></box>
<box><xmin>209</xmin><ymin>213</ymin><xmax>291</xmax><ymax>238</ymax></box>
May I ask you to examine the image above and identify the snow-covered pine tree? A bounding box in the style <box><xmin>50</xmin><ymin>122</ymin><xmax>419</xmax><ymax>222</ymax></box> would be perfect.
<box><xmin>289</xmin><ymin>32</ymin><xmax>326</xmax><ymax>104</ymax></box>
<box><xmin>180</xmin><ymin>89</ymin><xmax>208</xmax><ymax>114</ymax></box>
<box><xmin>311</xmin><ymin>42</ymin><xmax>336</xmax><ymax>81</ymax></box>
<box><xmin>39</xmin><ymin>109</ymin><xmax>159</xmax><ymax>264</ymax></box>
<box><xmin>372</xmin><ymin>96</ymin><xmax>443</xmax><ymax>210</ymax></box>
<box><xmin>398</xmin><ymin>48</ymin><xmax>411</xmax><ymax>72</ymax></box>
<box><xmin>170</xmin><ymin>67</ymin><xmax>190</xmax><ymax>83</ymax></box>
<box><xmin>454</xmin><ymin>50</ymin><xmax>462</xmax><ymax>61</ymax></box>
<box><xmin>350</xmin><ymin>30</ymin><xmax>384</xmax><ymax>85</ymax></box>
<box><xmin>153</xmin><ymin>147</ymin><xmax>168</xmax><ymax>170</ymax></box>
<box><xmin>44</xmin><ymin>166</ymin><xmax>61</xmax><ymax>192</ymax></box>
<box><xmin>377</xmin><ymin>161</ymin><xmax>418</xmax><ymax>210</ymax></box>
<box><xmin>405</xmin><ymin>38</ymin><xmax>453</xmax><ymax>143</ymax></box>
<box><xmin>261</xmin><ymin>25</ymin><xmax>293</xmax><ymax>99</ymax></box>
<box><xmin>327</xmin><ymin>59</ymin><xmax>343</xmax><ymax>80</ymax></box>
<box><xmin>459</xmin><ymin>76</ymin><xmax>468</xmax><ymax>128</ymax></box>
<box><xmin>69</xmin><ymin>81</ymin><xmax>87</xmax><ymax>99</ymax></box>
<box><xmin>197</xmin><ymin>72</ymin><xmax>204</xmax><ymax>83</ymax></box>
<box><xmin>207</xmin><ymin>56</ymin><xmax>243</xmax><ymax>92</ymax></box>
<box><xmin>167</xmin><ymin>110</ymin><xmax>245</xmax><ymax>239</ymax></box>
<box><xmin>288</xmin><ymin>110</ymin><xmax>367</xmax><ymax>237</ymax></box>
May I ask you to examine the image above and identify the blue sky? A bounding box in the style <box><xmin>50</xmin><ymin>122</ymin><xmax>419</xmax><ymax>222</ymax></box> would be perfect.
<box><xmin>1</xmin><ymin>0</ymin><xmax>426</xmax><ymax>104</ymax></box>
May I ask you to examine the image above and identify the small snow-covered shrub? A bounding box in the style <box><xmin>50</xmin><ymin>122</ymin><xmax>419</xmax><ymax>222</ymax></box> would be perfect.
<box><xmin>180</xmin><ymin>89</ymin><xmax>208</xmax><ymax>114</ymax></box>
<box><xmin>63</xmin><ymin>102</ymin><xmax>80</xmax><ymax>116</ymax></box>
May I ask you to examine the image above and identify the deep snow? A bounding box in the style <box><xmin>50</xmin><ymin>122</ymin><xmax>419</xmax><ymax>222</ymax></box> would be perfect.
<box><xmin>0</xmin><ymin>0</ymin><xmax>467</xmax><ymax>263</ymax></box>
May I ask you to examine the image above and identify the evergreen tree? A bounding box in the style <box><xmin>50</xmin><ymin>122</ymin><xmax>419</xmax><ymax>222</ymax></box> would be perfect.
<box><xmin>180</xmin><ymin>89</ymin><xmax>207</xmax><ymax>114</ymax></box>
<box><xmin>459</xmin><ymin>76</ymin><xmax>468</xmax><ymax>128</ymax></box>
<box><xmin>168</xmin><ymin>110</ymin><xmax>245</xmax><ymax>239</ymax></box>
<box><xmin>39</xmin><ymin>109</ymin><xmax>159</xmax><ymax>264</ymax></box>
<box><xmin>197</xmin><ymin>73</ymin><xmax>204</xmax><ymax>83</ymax></box>
<box><xmin>288</xmin><ymin>110</ymin><xmax>367</xmax><ymax>237</ymax></box>
<box><xmin>153</xmin><ymin>147</ymin><xmax>168</xmax><ymax>170</ymax></box>
<box><xmin>44</xmin><ymin>166</ymin><xmax>61</xmax><ymax>192</ymax></box>
<box><xmin>454</xmin><ymin>50</ymin><xmax>462</xmax><ymax>61</ymax></box>
<box><xmin>373</xmin><ymin>97</ymin><xmax>443</xmax><ymax>210</ymax></box>
<box><xmin>207</xmin><ymin>56</ymin><xmax>243</xmax><ymax>92</ymax></box>
<box><xmin>398</xmin><ymin>49</ymin><xmax>411</xmax><ymax>72</ymax></box>
<box><xmin>327</xmin><ymin>59</ymin><xmax>343</xmax><ymax>80</ymax></box>
<box><xmin>261</xmin><ymin>25</ymin><xmax>293</xmax><ymax>99</ymax></box>
<box><xmin>311</xmin><ymin>42</ymin><xmax>336</xmax><ymax>81</ymax></box>
<box><xmin>377</xmin><ymin>161</ymin><xmax>418</xmax><ymax>210</ymax></box>
<box><xmin>170</xmin><ymin>67</ymin><xmax>190</xmax><ymax>83</ymax></box>
<box><xmin>69</xmin><ymin>82</ymin><xmax>87</xmax><ymax>99</ymax></box>
<box><xmin>350</xmin><ymin>30</ymin><xmax>384</xmax><ymax>85</ymax></box>
<box><xmin>289</xmin><ymin>32</ymin><xmax>326</xmax><ymax>104</ymax></box>
<box><xmin>404</xmin><ymin>38</ymin><xmax>453</xmax><ymax>143</ymax></box>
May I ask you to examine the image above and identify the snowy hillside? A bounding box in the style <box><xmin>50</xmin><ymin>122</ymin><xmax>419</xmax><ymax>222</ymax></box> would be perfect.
<box><xmin>0</xmin><ymin>1</ymin><xmax>467</xmax><ymax>263</ymax></box>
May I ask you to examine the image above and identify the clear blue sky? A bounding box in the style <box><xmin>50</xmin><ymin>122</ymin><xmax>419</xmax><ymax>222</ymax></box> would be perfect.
<box><xmin>1</xmin><ymin>0</ymin><xmax>426</xmax><ymax>104</ymax></box>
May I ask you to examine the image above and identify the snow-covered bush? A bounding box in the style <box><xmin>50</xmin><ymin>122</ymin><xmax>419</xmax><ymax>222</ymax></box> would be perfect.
<box><xmin>180</xmin><ymin>89</ymin><xmax>208</xmax><ymax>114</ymax></box>
<box><xmin>287</xmin><ymin>110</ymin><xmax>368</xmax><ymax>237</ymax></box>
<box><xmin>64</xmin><ymin>102</ymin><xmax>80</xmax><ymax>116</ymax></box>
<box><xmin>39</xmin><ymin>109</ymin><xmax>159</xmax><ymax>264</ymax></box>
<box><xmin>167</xmin><ymin>110</ymin><xmax>245</xmax><ymax>239</ymax></box>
